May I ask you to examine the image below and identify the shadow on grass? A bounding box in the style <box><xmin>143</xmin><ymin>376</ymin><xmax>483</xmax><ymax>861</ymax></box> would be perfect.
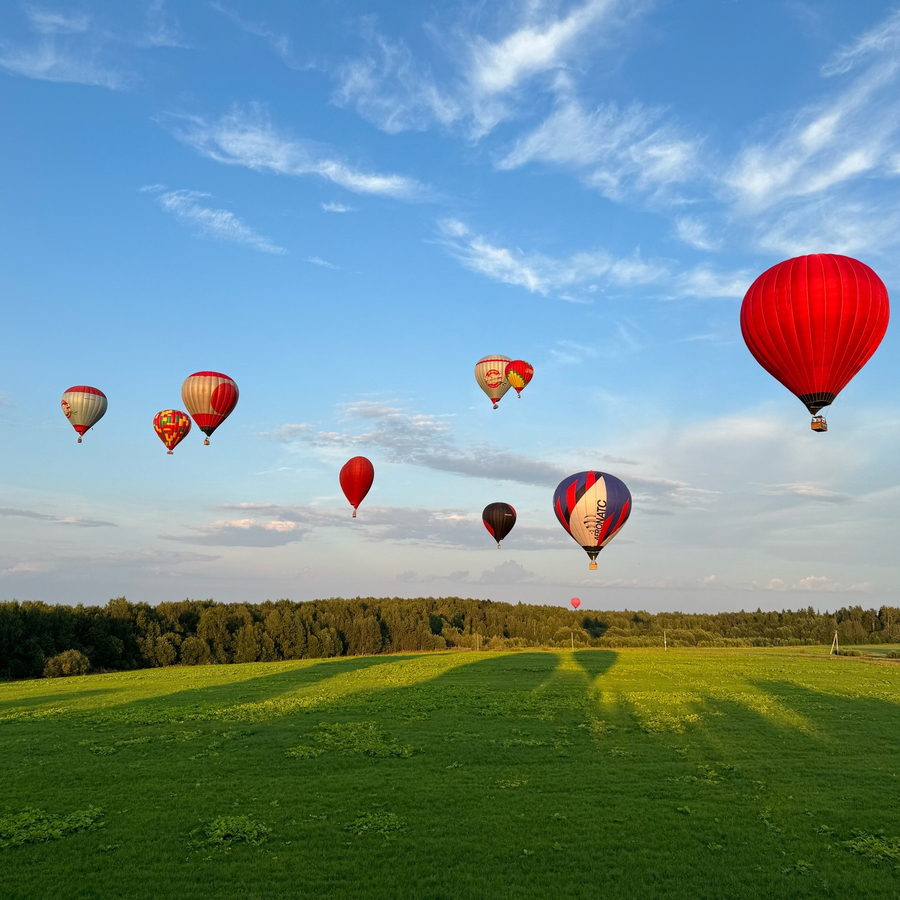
<box><xmin>7</xmin><ymin>655</ymin><xmax>417</xmax><ymax>725</ymax></box>
<box><xmin>0</xmin><ymin>688</ymin><xmax>119</xmax><ymax>712</ymax></box>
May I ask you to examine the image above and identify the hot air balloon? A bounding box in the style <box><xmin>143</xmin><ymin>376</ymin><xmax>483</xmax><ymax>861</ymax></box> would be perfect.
<box><xmin>475</xmin><ymin>355</ymin><xmax>512</xmax><ymax>409</ymax></box>
<box><xmin>61</xmin><ymin>386</ymin><xmax>107</xmax><ymax>443</ymax></box>
<box><xmin>153</xmin><ymin>409</ymin><xmax>192</xmax><ymax>455</ymax></box>
<box><xmin>741</xmin><ymin>254</ymin><xmax>889</xmax><ymax>433</ymax></box>
<box><xmin>340</xmin><ymin>456</ymin><xmax>374</xmax><ymax>517</ymax></box>
<box><xmin>553</xmin><ymin>471</ymin><xmax>632</xmax><ymax>570</ymax></box>
<box><xmin>482</xmin><ymin>502</ymin><xmax>516</xmax><ymax>548</ymax></box>
<box><xmin>505</xmin><ymin>360</ymin><xmax>534</xmax><ymax>398</ymax></box>
<box><xmin>570</xmin><ymin>598</ymin><xmax>581</xmax><ymax>609</ymax></box>
<box><xmin>181</xmin><ymin>372</ymin><xmax>239</xmax><ymax>445</ymax></box>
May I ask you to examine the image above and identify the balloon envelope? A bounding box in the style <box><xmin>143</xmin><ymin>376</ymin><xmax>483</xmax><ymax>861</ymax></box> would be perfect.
<box><xmin>475</xmin><ymin>355</ymin><xmax>512</xmax><ymax>409</ymax></box>
<box><xmin>553</xmin><ymin>471</ymin><xmax>632</xmax><ymax>569</ymax></box>
<box><xmin>181</xmin><ymin>371</ymin><xmax>239</xmax><ymax>443</ymax></box>
<box><xmin>154</xmin><ymin>409</ymin><xmax>192</xmax><ymax>454</ymax></box>
<box><xmin>340</xmin><ymin>456</ymin><xmax>374</xmax><ymax>517</ymax></box>
<box><xmin>741</xmin><ymin>254</ymin><xmax>889</xmax><ymax>416</ymax></box>
<box><xmin>482</xmin><ymin>502</ymin><xmax>517</xmax><ymax>548</ymax></box>
<box><xmin>61</xmin><ymin>386</ymin><xmax>107</xmax><ymax>443</ymax></box>
<box><xmin>505</xmin><ymin>360</ymin><xmax>534</xmax><ymax>397</ymax></box>
<box><xmin>570</xmin><ymin>598</ymin><xmax>581</xmax><ymax>609</ymax></box>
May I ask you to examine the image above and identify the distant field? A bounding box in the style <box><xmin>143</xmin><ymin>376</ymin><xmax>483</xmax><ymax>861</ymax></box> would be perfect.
<box><xmin>3</xmin><ymin>647</ymin><xmax>900</xmax><ymax>900</ymax></box>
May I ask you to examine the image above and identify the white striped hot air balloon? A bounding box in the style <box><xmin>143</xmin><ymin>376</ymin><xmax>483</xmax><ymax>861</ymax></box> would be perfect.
<box><xmin>61</xmin><ymin>386</ymin><xmax>107</xmax><ymax>443</ymax></box>
<box><xmin>474</xmin><ymin>355</ymin><xmax>512</xmax><ymax>409</ymax></box>
<box><xmin>181</xmin><ymin>371</ymin><xmax>239</xmax><ymax>445</ymax></box>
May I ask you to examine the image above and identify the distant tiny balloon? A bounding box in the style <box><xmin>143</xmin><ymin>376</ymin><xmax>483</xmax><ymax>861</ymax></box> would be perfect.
<box><xmin>570</xmin><ymin>598</ymin><xmax>581</xmax><ymax>609</ymax></box>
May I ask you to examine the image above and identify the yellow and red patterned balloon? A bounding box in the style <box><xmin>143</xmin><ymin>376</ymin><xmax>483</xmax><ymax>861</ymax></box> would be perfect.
<box><xmin>505</xmin><ymin>360</ymin><xmax>534</xmax><ymax>397</ymax></box>
<box><xmin>181</xmin><ymin>371</ymin><xmax>239</xmax><ymax>445</ymax></box>
<box><xmin>61</xmin><ymin>386</ymin><xmax>107</xmax><ymax>443</ymax></box>
<box><xmin>474</xmin><ymin>355</ymin><xmax>511</xmax><ymax>409</ymax></box>
<box><xmin>153</xmin><ymin>409</ymin><xmax>192</xmax><ymax>454</ymax></box>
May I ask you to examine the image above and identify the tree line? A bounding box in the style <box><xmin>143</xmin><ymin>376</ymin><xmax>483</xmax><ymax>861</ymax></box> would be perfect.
<box><xmin>1</xmin><ymin>596</ymin><xmax>898</xmax><ymax>680</ymax></box>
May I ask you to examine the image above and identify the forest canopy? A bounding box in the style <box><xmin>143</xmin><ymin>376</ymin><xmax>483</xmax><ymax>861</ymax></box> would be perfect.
<box><xmin>1</xmin><ymin>596</ymin><xmax>897</xmax><ymax>680</ymax></box>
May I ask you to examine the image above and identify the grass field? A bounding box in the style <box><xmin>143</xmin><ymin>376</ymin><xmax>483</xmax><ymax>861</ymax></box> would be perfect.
<box><xmin>3</xmin><ymin>647</ymin><xmax>900</xmax><ymax>899</ymax></box>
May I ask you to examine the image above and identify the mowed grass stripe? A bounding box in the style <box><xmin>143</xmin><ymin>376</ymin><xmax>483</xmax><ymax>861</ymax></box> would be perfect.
<box><xmin>2</xmin><ymin>648</ymin><xmax>900</xmax><ymax>899</ymax></box>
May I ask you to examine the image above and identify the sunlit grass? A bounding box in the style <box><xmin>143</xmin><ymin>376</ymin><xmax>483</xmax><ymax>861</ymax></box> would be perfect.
<box><xmin>3</xmin><ymin>647</ymin><xmax>900</xmax><ymax>899</ymax></box>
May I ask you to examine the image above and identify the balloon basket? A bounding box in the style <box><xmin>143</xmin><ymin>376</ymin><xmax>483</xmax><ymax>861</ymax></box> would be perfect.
<box><xmin>811</xmin><ymin>416</ymin><xmax>828</xmax><ymax>433</ymax></box>
<box><xmin>492</xmin><ymin>403</ymin><xmax>498</xmax><ymax>409</ymax></box>
<box><xmin>352</xmin><ymin>510</ymin><xmax>357</xmax><ymax>518</ymax></box>
<box><xmin>589</xmin><ymin>562</ymin><xmax>598</xmax><ymax>570</ymax></box>
<box><xmin>77</xmin><ymin>437</ymin><xmax>82</xmax><ymax>444</ymax></box>
<box><xmin>167</xmin><ymin>450</ymin><xmax>173</xmax><ymax>455</ymax></box>
<box><xmin>497</xmin><ymin>543</ymin><xmax>501</xmax><ymax>550</ymax></box>
<box><xmin>203</xmin><ymin>438</ymin><xmax>210</xmax><ymax>445</ymax></box>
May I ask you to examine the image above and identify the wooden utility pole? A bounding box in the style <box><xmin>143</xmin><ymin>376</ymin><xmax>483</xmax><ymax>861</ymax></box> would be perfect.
<box><xmin>664</xmin><ymin>630</ymin><xmax>667</xmax><ymax>651</ymax></box>
<box><xmin>830</xmin><ymin>630</ymin><xmax>839</xmax><ymax>657</ymax></box>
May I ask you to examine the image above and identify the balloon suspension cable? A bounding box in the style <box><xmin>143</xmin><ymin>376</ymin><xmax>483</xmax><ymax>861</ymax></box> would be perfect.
<box><xmin>203</xmin><ymin>438</ymin><xmax>210</xmax><ymax>446</ymax></box>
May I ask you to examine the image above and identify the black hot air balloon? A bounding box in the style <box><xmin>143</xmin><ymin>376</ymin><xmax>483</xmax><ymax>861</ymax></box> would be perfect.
<box><xmin>482</xmin><ymin>502</ymin><xmax>516</xmax><ymax>549</ymax></box>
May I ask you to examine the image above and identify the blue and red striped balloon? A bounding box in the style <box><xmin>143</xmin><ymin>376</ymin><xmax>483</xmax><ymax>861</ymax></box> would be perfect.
<box><xmin>553</xmin><ymin>471</ymin><xmax>632</xmax><ymax>569</ymax></box>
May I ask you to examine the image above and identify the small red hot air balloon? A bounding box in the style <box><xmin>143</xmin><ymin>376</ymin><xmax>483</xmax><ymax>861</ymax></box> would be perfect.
<box><xmin>340</xmin><ymin>456</ymin><xmax>374</xmax><ymax>517</ymax></box>
<box><xmin>153</xmin><ymin>409</ymin><xmax>192</xmax><ymax>455</ymax></box>
<box><xmin>570</xmin><ymin>598</ymin><xmax>581</xmax><ymax>610</ymax></box>
<box><xmin>505</xmin><ymin>360</ymin><xmax>534</xmax><ymax>398</ymax></box>
<box><xmin>741</xmin><ymin>254</ymin><xmax>889</xmax><ymax>432</ymax></box>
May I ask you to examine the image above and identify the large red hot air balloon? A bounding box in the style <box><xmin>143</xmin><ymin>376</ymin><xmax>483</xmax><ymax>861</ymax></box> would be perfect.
<box><xmin>340</xmin><ymin>456</ymin><xmax>374</xmax><ymax>517</ymax></box>
<box><xmin>740</xmin><ymin>254</ymin><xmax>889</xmax><ymax>432</ymax></box>
<box><xmin>181</xmin><ymin>372</ymin><xmax>239</xmax><ymax>445</ymax></box>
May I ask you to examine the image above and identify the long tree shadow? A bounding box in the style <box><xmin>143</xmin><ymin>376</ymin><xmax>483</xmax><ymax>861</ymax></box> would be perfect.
<box><xmin>6</xmin><ymin>655</ymin><xmax>416</xmax><ymax>725</ymax></box>
<box><xmin>0</xmin><ymin>687</ymin><xmax>119</xmax><ymax>713</ymax></box>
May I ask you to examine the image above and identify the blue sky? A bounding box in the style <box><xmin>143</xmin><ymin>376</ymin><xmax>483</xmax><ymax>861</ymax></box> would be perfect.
<box><xmin>1</xmin><ymin>0</ymin><xmax>899</xmax><ymax>612</ymax></box>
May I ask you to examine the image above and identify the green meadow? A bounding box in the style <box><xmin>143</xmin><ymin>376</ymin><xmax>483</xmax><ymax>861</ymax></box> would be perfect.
<box><xmin>3</xmin><ymin>647</ymin><xmax>900</xmax><ymax>899</ymax></box>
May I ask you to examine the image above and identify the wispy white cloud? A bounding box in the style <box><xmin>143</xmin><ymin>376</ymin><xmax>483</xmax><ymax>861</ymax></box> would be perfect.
<box><xmin>821</xmin><ymin>8</ymin><xmax>900</xmax><ymax>77</ymax></box>
<box><xmin>0</xmin><ymin>41</ymin><xmax>128</xmax><ymax>89</ymax></box>
<box><xmin>308</xmin><ymin>255</ymin><xmax>339</xmax><ymax>269</ymax></box>
<box><xmin>756</xmin><ymin>483</ymin><xmax>854</xmax><ymax>503</ymax></box>
<box><xmin>26</xmin><ymin>7</ymin><xmax>90</xmax><ymax>35</ymax></box>
<box><xmin>0</xmin><ymin>507</ymin><xmax>115</xmax><ymax>527</ymax></box>
<box><xmin>675</xmin><ymin>217</ymin><xmax>721</xmax><ymax>251</ymax></box>
<box><xmin>146</xmin><ymin>186</ymin><xmax>286</xmax><ymax>254</ymax></box>
<box><xmin>209</xmin><ymin>2</ymin><xmax>308</xmax><ymax>68</ymax></box>
<box><xmin>498</xmin><ymin>93</ymin><xmax>699</xmax><ymax>202</ymax></box>
<box><xmin>437</xmin><ymin>217</ymin><xmax>665</xmax><ymax>298</ymax></box>
<box><xmin>321</xmin><ymin>202</ymin><xmax>353</xmax><ymax>213</ymax></box>
<box><xmin>142</xmin><ymin>0</ymin><xmax>188</xmax><ymax>49</ymax></box>
<box><xmin>334</xmin><ymin>0</ymin><xmax>637</xmax><ymax>138</ymax></box>
<box><xmin>0</xmin><ymin>6</ymin><xmax>132</xmax><ymax>88</ymax></box>
<box><xmin>167</xmin><ymin>105</ymin><xmax>428</xmax><ymax>200</ymax></box>
<box><xmin>438</xmin><ymin>218</ymin><xmax>748</xmax><ymax>300</ymax></box>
